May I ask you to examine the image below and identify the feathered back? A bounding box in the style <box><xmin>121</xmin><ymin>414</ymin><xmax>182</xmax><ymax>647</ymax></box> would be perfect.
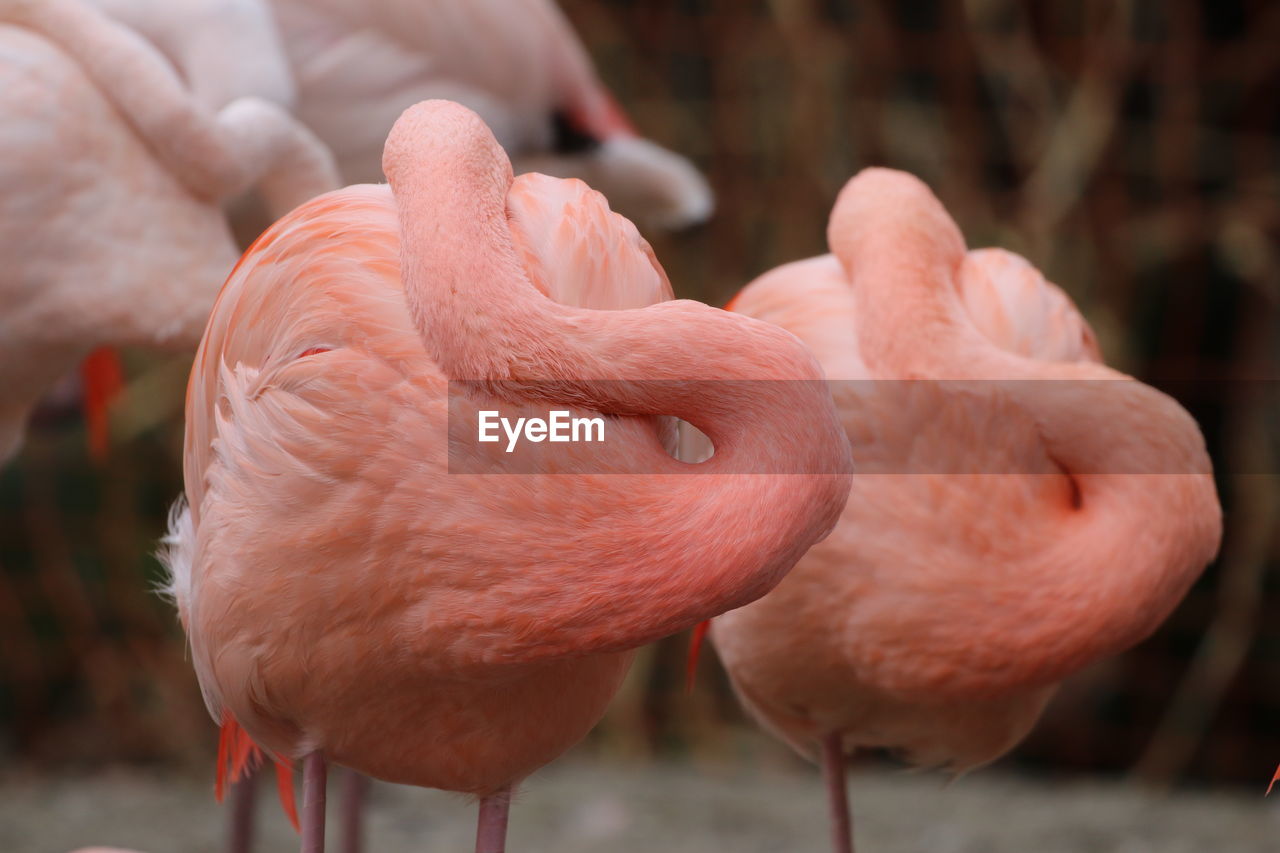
<box><xmin>181</xmin><ymin>185</ymin><xmax>405</xmax><ymax>530</ymax></box>
<box><xmin>959</xmin><ymin>248</ymin><xmax>1101</xmax><ymax>364</ymax></box>
<box><xmin>507</xmin><ymin>173</ymin><xmax>672</xmax><ymax>311</ymax></box>
<box><xmin>176</xmin><ymin>170</ymin><xmax>673</xmax><ymax>615</ymax></box>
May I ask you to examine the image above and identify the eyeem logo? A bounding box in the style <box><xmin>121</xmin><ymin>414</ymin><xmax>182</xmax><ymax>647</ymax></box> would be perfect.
<box><xmin>449</xmin><ymin>378</ymin><xmax>1224</xmax><ymax>474</ymax></box>
<box><xmin>478</xmin><ymin>410</ymin><xmax>606</xmax><ymax>453</ymax></box>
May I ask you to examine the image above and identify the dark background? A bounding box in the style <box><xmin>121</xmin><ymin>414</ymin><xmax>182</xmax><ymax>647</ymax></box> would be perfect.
<box><xmin>1</xmin><ymin>0</ymin><xmax>1277</xmax><ymax>790</ymax></box>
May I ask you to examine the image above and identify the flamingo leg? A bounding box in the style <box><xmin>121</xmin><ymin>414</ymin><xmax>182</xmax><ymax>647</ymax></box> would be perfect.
<box><xmin>821</xmin><ymin>733</ymin><xmax>854</xmax><ymax>853</ymax></box>
<box><xmin>301</xmin><ymin>753</ymin><xmax>327</xmax><ymax>853</ymax></box>
<box><xmin>474</xmin><ymin>785</ymin><xmax>512</xmax><ymax>853</ymax></box>
<box><xmin>339</xmin><ymin>769</ymin><xmax>370</xmax><ymax>853</ymax></box>
<box><xmin>226</xmin><ymin>768</ymin><xmax>258</xmax><ymax>853</ymax></box>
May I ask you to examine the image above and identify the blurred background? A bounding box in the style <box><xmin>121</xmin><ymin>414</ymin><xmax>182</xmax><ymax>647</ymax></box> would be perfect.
<box><xmin>1</xmin><ymin>0</ymin><xmax>1278</xmax><ymax>844</ymax></box>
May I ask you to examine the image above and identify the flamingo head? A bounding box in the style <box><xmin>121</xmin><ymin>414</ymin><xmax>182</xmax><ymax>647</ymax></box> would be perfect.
<box><xmin>513</xmin><ymin>108</ymin><xmax>713</xmax><ymax>233</ymax></box>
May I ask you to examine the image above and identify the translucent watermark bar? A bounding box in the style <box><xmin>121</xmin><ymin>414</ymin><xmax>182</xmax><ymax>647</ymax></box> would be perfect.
<box><xmin>445</xmin><ymin>379</ymin><xmax>1252</xmax><ymax>475</ymax></box>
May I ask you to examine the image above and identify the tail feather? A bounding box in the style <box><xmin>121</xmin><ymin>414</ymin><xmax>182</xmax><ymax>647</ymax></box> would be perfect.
<box><xmin>81</xmin><ymin>347</ymin><xmax>124</xmax><ymax>461</ymax></box>
<box><xmin>1269</xmin><ymin>764</ymin><xmax>1279</xmax><ymax>795</ymax></box>
<box><xmin>215</xmin><ymin>713</ymin><xmax>260</xmax><ymax>802</ymax></box>
<box><xmin>276</xmin><ymin>760</ymin><xmax>300</xmax><ymax>831</ymax></box>
<box><xmin>685</xmin><ymin>620</ymin><xmax>711</xmax><ymax>693</ymax></box>
<box><xmin>216</xmin><ymin>713</ymin><xmax>300</xmax><ymax>832</ymax></box>
<box><xmin>215</xmin><ymin>714</ymin><xmax>232</xmax><ymax>802</ymax></box>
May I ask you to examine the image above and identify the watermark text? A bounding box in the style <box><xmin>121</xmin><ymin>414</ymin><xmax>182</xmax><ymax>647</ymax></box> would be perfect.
<box><xmin>478</xmin><ymin>409</ymin><xmax>606</xmax><ymax>453</ymax></box>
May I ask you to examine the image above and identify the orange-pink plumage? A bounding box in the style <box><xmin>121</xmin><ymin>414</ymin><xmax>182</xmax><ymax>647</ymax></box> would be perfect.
<box><xmin>705</xmin><ymin>168</ymin><xmax>1222</xmax><ymax>853</ymax></box>
<box><xmin>162</xmin><ymin>100</ymin><xmax>851</xmax><ymax>852</ymax></box>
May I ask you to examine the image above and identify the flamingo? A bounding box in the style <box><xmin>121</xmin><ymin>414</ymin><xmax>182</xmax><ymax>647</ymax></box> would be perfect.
<box><xmin>124</xmin><ymin>3</ymin><xmax>713</xmax><ymax>843</ymax></box>
<box><xmin>0</xmin><ymin>0</ymin><xmax>337</xmax><ymax>462</ymax></box>
<box><xmin>695</xmin><ymin>168</ymin><xmax>1222</xmax><ymax>852</ymax></box>
<box><xmin>78</xmin><ymin>0</ymin><xmax>296</xmax><ymax>110</ymax></box>
<box><xmin>159</xmin><ymin>99</ymin><xmax>851</xmax><ymax>853</ymax></box>
<box><xmin>261</xmin><ymin>0</ymin><xmax>713</xmax><ymax>231</ymax></box>
<box><xmin>75</xmin><ymin>0</ymin><xmax>712</xmax><ymax>232</ymax></box>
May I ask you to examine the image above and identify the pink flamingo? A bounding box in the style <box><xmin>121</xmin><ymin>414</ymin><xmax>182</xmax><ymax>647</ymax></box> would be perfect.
<box><xmin>268</xmin><ymin>0</ymin><xmax>713</xmax><ymax>230</ymax></box>
<box><xmin>696</xmin><ymin>168</ymin><xmax>1222</xmax><ymax>852</ymax></box>
<box><xmin>160</xmin><ymin>99</ymin><xmax>851</xmax><ymax>853</ymax></box>
<box><xmin>79</xmin><ymin>0</ymin><xmax>295</xmax><ymax>111</ymax></box>
<box><xmin>78</xmin><ymin>0</ymin><xmax>713</xmax><ymax>231</ymax></box>
<box><xmin>0</xmin><ymin>0</ymin><xmax>337</xmax><ymax>462</ymax></box>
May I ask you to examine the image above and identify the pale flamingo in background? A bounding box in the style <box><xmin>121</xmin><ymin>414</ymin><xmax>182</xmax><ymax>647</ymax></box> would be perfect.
<box><xmin>160</xmin><ymin>99</ymin><xmax>851</xmax><ymax>853</ymax></box>
<box><xmin>266</xmin><ymin>0</ymin><xmax>713</xmax><ymax>231</ymax></box>
<box><xmin>80</xmin><ymin>0</ymin><xmax>295</xmax><ymax>111</ymax></box>
<box><xmin>0</xmin><ymin>0</ymin><xmax>337</xmax><ymax>462</ymax></box>
<box><xmin>77</xmin><ymin>0</ymin><xmax>713</xmax><ymax>232</ymax></box>
<box><xmin>693</xmin><ymin>168</ymin><xmax>1222</xmax><ymax>852</ymax></box>
<box><xmin>2</xmin><ymin>0</ymin><xmax>327</xmax><ymax>837</ymax></box>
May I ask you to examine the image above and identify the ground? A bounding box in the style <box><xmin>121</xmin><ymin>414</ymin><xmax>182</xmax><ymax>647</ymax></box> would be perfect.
<box><xmin>2</xmin><ymin>757</ymin><xmax>1277</xmax><ymax>852</ymax></box>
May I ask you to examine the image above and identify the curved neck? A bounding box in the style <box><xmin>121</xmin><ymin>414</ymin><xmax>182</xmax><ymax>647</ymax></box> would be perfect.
<box><xmin>388</xmin><ymin>105</ymin><xmax>837</xmax><ymax>471</ymax></box>
<box><xmin>9</xmin><ymin>0</ymin><xmax>237</xmax><ymax>198</ymax></box>
<box><xmin>385</xmin><ymin>102</ymin><xmax>852</xmax><ymax>661</ymax></box>
<box><xmin>829</xmin><ymin>169</ymin><xmax>1221</xmax><ymax>690</ymax></box>
<box><xmin>829</xmin><ymin>169</ymin><xmax>1211</xmax><ymax>478</ymax></box>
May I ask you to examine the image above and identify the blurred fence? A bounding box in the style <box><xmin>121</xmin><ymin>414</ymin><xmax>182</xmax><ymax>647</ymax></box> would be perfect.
<box><xmin>1</xmin><ymin>0</ymin><xmax>1277</xmax><ymax>787</ymax></box>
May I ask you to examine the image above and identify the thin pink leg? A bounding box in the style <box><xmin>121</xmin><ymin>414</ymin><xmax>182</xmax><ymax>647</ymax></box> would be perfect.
<box><xmin>339</xmin><ymin>769</ymin><xmax>370</xmax><ymax>853</ymax></box>
<box><xmin>821</xmin><ymin>733</ymin><xmax>854</xmax><ymax>853</ymax></box>
<box><xmin>227</xmin><ymin>768</ymin><xmax>258</xmax><ymax>853</ymax></box>
<box><xmin>474</xmin><ymin>785</ymin><xmax>512</xmax><ymax>853</ymax></box>
<box><xmin>301</xmin><ymin>753</ymin><xmax>327</xmax><ymax>853</ymax></box>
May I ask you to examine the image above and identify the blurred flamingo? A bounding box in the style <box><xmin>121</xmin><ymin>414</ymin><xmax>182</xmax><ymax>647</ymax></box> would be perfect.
<box><xmin>80</xmin><ymin>0</ymin><xmax>296</xmax><ymax>110</ymax></box>
<box><xmin>693</xmin><ymin>168</ymin><xmax>1222</xmax><ymax>852</ymax></box>
<box><xmin>160</xmin><ymin>99</ymin><xmax>851</xmax><ymax>853</ymax></box>
<box><xmin>0</xmin><ymin>0</ymin><xmax>337</xmax><ymax>462</ymax></box>
<box><xmin>78</xmin><ymin>0</ymin><xmax>712</xmax><ymax>232</ymax></box>
<box><xmin>265</xmin><ymin>0</ymin><xmax>713</xmax><ymax>231</ymax></box>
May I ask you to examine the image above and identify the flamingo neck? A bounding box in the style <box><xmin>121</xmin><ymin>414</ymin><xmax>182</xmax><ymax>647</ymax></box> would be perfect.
<box><xmin>826</xmin><ymin>168</ymin><xmax>1220</xmax><ymax>690</ymax></box>
<box><xmin>378</xmin><ymin>102</ymin><xmax>852</xmax><ymax>661</ymax></box>
<box><xmin>384</xmin><ymin>102</ymin><xmax>844</xmax><ymax>476</ymax></box>
<box><xmin>827</xmin><ymin>168</ymin><xmax>1174</xmax><ymax>473</ymax></box>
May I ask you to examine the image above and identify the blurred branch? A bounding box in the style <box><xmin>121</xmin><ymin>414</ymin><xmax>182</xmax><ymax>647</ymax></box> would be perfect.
<box><xmin>1132</xmin><ymin>440</ymin><xmax>1277</xmax><ymax>789</ymax></box>
<box><xmin>1130</xmin><ymin>215</ymin><xmax>1279</xmax><ymax>787</ymax></box>
<box><xmin>1018</xmin><ymin>0</ymin><xmax>1139</xmax><ymax>257</ymax></box>
<box><xmin>962</xmin><ymin>0</ymin><xmax>1055</xmax><ymax>177</ymax></box>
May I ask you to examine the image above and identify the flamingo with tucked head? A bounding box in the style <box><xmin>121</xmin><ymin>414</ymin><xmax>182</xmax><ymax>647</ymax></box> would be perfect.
<box><xmin>696</xmin><ymin>168</ymin><xmax>1222</xmax><ymax>852</ymax></box>
<box><xmin>80</xmin><ymin>0</ymin><xmax>715</xmax><ymax>232</ymax></box>
<box><xmin>265</xmin><ymin>0</ymin><xmax>713</xmax><ymax>231</ymax></box>
<box><xmin>161</xmin><ymin>99</ymin><xmax>851</xmax><ymax>853</ymax></box>
<box><xmin>0</xmin><ymin>0</ymin><xmax>336</xmax><ymax>462</ymax></box>
<box><xmin>85</xmin><ymin>0</ymin><xmax>716</xmax><ymax>230</ymax></box>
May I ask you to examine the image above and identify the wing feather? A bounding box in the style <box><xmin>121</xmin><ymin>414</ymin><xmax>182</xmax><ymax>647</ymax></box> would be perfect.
<box><xmin>960</xmin><ymin>248</ymin><xmax>1102</xmax><ymax>364</ymax></box>
<box><xmin>184</xmin><ymin>184</ymin><xmax>413</xmax><ymax>520</ymax></box>
<box><xmin>506</xmin><ymin>172</ymin><xmax>673</xmax><ymax>311</ymax></box>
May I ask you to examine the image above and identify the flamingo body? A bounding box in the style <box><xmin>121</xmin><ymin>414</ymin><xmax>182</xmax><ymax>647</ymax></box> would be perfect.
<box><xmin>169</xmin><ymin>183</ymin><xmax>648</xmax><ymax>793</ymax></box>
<box><xmin>81</xmin><ymin>0</ymin><xmax>295</xmax><ymax>110</ymax></box>
<box><xmin>710</xmin><ymin>169</ymin><xmax>1221</xmax><ymax>774</ymax></box>
<box><xmin>0</xmin><ymin>21</ymin><xmax>235</xmax><ymax>459</ymax></box>
<box><xmin>0</xmin><ymin>0</ymin><xmax>337</xmax><ymax>462</ymax></box>
<box><xmin>164</xmin><ymin>101</ymin><xmax>850</xmax><ymax>814</ymax></box>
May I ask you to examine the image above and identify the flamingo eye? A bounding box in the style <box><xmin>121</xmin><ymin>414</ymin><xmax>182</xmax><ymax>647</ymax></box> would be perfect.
<box><xmin>550</xmin><ymin>109</ymin><xmax>601</xmax><ymax>155</ymax></box>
